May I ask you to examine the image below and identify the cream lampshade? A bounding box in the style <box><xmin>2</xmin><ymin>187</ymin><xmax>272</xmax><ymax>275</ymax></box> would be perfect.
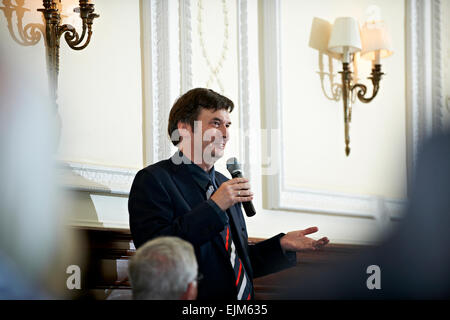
<box><xmin>328</xmin><ymin>17</ymin><xmax>362</xmax><ymax>63</ymax></box>
<box><xmin>360</xmin><ymin>21</ymin><xmax>393</xmax><ymax>64</ymax></box>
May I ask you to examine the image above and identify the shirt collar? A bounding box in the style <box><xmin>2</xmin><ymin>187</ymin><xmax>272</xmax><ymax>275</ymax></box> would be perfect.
<box><xmin>179</xmin><ymin>151</ymin><xmax>215</xmax><ymax>190</ymax></box>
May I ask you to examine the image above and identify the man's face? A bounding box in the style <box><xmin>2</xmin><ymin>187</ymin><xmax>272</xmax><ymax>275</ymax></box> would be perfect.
<box><xmin>182</xmin><ymin>108</ymin><xmax>231</xmax><ymax>164</ymax></box>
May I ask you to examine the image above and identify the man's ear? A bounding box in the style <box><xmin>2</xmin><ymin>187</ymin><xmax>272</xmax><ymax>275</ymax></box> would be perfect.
<box><xmin>175</xmin><ymin>121</ymin><xmax>192</xmax><ymax>145</ymax></box>
<box><xmin>177</xmin><ymin>121</ymin><xmax>192</xmax><ymax>133</ymax></box>
<box><xmin>180</xmin><ymin>281</ymin><xmax>197</xmax><ymax>300</ymax></box>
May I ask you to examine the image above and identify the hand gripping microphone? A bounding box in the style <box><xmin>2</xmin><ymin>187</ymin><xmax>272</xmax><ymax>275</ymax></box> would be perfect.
<box><xmin>226</xmin><ymin>157</ymin><xmax>256</xmax><ymax>217</ymax></box>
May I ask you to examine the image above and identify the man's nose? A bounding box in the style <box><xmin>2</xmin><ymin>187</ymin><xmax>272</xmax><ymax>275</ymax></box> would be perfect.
<box><xmin>220</xmin><ymin>125</ymin><xmax>229</xmax><ymax>141</ymax></box>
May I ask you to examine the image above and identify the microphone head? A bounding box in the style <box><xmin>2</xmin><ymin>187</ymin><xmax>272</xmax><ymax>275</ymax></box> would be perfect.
<box><xmin>226</xmin><ymin>157</ymin><xmax>241</xmax><ymax>175</ymax></box>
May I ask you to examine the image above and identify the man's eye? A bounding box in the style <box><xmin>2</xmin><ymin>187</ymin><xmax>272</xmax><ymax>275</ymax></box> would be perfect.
<box><xmin>213</xmin><ymin>121</ymin><xmax>220</xmax><ymax>127</ymax></box>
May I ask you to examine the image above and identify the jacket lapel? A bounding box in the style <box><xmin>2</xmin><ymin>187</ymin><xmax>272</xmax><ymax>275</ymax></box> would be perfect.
<box><xmin>168</xmin><ymin>156</ymin><xmax>232</xmax><ymax>261</ymax></box>
<box><xmin>228</xmin><ymin>204</ymin><xmax>253</xmax><ymax>277</ymax></box>
<box><xmin>168</xmin><ymin>156</ymin><xmax>206</xmax><ymax>210</ymax></box>
<box><xmin>168</xmin><ymin>155</ymin><xmax>251</xmax><ymax>275</ymax></box>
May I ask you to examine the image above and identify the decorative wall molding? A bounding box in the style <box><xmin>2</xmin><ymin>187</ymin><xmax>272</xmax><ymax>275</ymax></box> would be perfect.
<box><xmin>237</xmin><ymin>0</ymin><xmax>251</xmax><ymax>181</ymax></box>
<box><xmin>59</xmin><ymin>162</ymin><xmax>137</xmax><ymax>195</ymax></box>
<box><xmin>261</xmin><ymin>0</ymin><xmax>408</xmax><ymax>219</ymax></box>
<box><xmin>405</xmin><ymin>0</ymin><xmax>444</xmax><ymax>189</ymax></box>
<box><xmin>405</xmin><ymin>0</ymin><xmax>424</xmax><ymax>179</ymax></box>
<box><xmin>154</xmin><ymin>0</ymin><xmax>173</xmax><ymax>162</ymax></box>
<box><xmin>140</xmin><ymin>0</ymin><xmax>153</xmax><ymax>167</ymax></box>
<box><xmin>280</xmin><ymin>188</ymin><xmax>405</xmax><ymax>220</ymax></box>
<box><xmin>178</xmin><ymin>0</ymin><xmax>252</xmax><ymax>181</ymax></box>
<box><xmin>261</xmin><ymin>0</ymin><xmax>283</xmax><ymax>211</ymax></box>
<box><xmin>140</xmin><ymin>0</ymin><xmax>173</xmax><ymax>166</ymax></box>
<box><xmin>179</xmin><ymin>0</ymin><xmax>193</xmax><ymax>93</ymax></box>
<box><xmin>69</xmin><ymin>218</ymin><xmax>130</xmax><ymax>230</ymax></box>
<box><xmin>196</xmin><ymin>0</ymin><xmax>230</xmax><ymax>92</ymax></box>
<box><xmin>146</xmin><ymin>0</ymin><xmax>255</xmax><ymax>171</ymax></box>
<box><xmin>445</xmin><ymin>1</ymin><xmax>450</xmax><ymax>115</ymax></box>
<box><xmin>431</xmin><ymin>0</ymin><xmax>444</xmax><ymax>133</ymax></box>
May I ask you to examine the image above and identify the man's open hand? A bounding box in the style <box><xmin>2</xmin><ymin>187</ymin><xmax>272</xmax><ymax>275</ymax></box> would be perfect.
<box><xmin>280</xmin><ymin>227</ymin><xmax>329</xmax><ymax>252</ymax></box>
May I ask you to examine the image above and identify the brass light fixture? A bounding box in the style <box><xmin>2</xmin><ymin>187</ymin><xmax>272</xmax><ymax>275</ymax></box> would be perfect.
<box><xmin>38</xmin><ymin>0</ymin><xmax>99</xmax><ymax>112</ymax></box>
<box><xmin>328</xmin><ymin>17</ymin><xmax>393</xmax><ymax>156</ymax></box>
<box><xmin>0</xmin><ymin>0</ymin><xmax>99</xmax><ymax>114</ymax></box>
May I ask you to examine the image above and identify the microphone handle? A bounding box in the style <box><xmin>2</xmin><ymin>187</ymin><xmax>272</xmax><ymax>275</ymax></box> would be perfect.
<box><xmin>242</xmin><ymin>199</ymin><xmax>256</xmax><ymax>217</ymax></box>
<box><xmin>231</xmin><ymin>172</ymin><xmax>256</xmax><ymax>217</ymax></box>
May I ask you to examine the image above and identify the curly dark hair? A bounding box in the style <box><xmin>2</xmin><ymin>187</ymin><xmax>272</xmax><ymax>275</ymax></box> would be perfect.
<box><xmin>167</xmin><ymin>88</ymin><xmax>234</xmax><ymax>146</ymax></box>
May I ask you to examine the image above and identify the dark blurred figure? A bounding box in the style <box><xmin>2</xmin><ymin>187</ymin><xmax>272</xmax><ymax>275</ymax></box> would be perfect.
<box><xmin>282</xmin><ymin>132</ymin><xmax>450</xmax><ymax>299</ymax></box>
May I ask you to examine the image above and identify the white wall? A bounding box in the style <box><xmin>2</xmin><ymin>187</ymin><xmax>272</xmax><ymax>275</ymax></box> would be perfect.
<box><xmin>0</xmin><ymin>0</ymin><xmax>142</xmax><ymax>229</ymax></box>
<box><xmin>2</xmin><ymin>0</ymin><xmax>446</xmax><ymax>244</ymax></box>
<box><xmin>57</xmin><ymin>0</ymin><xmax>143</xmax><ymax>169</ymax></box>
<box><xmin>280</xmin><ymin>0</ymin><xmax>406</xmax><ymax>200</ymax></box>
<box><xmin>0</xmin><ymin>0</ymin><xmax>143</xmax><ymax>169</ymax></box>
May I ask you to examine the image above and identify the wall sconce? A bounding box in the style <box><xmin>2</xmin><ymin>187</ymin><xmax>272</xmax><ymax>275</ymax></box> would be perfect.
<box><xmin>328</xmin><ymin>17</ymin><xmax>393</xmax><ymax>156</ymax></box>
<box><xmin>0</xmin><ymin>0</ymin><xmax>99</xmax><ymax>122</ymax></box>
<box><xmin>38</xmin><ymin>0</ymin><xmax>99</xmax><ymax>112</ymax></box>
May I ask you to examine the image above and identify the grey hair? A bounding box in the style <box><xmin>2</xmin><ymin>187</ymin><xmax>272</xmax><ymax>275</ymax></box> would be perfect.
<box><xmin>128</xmin><ymin>236</ymin><xmax>198</xmax><ymax>300</ymax></box>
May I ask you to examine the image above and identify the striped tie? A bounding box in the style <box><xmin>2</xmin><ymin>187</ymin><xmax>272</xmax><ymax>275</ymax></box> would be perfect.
<box><xmin>222</xmin><ymin>225</ymin><xmax>253</xmax><ymax>300</ymax></box>
<box><xmin>206</xmin><ymin>181</ymin><xmax>253</xmax><ymax>300</ymax></box>
<box><xmin>206</xmin><ymin>183</ymin><xmax>215</xmax><ymax>200</ymax></box>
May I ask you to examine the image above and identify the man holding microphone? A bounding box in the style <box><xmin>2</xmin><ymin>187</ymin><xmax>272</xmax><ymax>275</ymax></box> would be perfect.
<box><xmin>128</xmin><ymin>88</ymin><xmax>329</xmax><ymax>300</ymax></box>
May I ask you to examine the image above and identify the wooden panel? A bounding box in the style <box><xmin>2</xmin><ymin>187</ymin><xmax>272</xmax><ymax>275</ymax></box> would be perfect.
<box><xmin>252</xmin><ymin>241</ymin><xmax>368</xmax><ymax>299</ymax></box>
<box><xmin>74</xmin><ymin>227</ymin><xmax>367</xmax><ymax>299</ymax></box>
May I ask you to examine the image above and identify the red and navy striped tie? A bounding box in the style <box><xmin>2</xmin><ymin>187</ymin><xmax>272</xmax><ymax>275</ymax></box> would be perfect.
<box><xmin>206</xmin><ymin>182</ymin><xmax>253</xmax><ymax>300</ymax></box>
<box><xmin>222</xmin><ymin>225</ymin><xmax>253</xmax><ymax>300</ymax></box>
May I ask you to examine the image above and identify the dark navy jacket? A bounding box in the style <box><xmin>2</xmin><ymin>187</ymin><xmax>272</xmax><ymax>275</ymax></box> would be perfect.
<box><xmin>128</xmin><ymin>154</ymin><xmax>296</xmax><ymax>300</ymax></box>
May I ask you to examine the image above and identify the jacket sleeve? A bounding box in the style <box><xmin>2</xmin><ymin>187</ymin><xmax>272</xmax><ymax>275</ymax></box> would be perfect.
<box><xmin>128</xmin><ymin>168</ymin><xmax>228</xmax><ymax>248</ymax></box>
<box><xmin>248</xmin><ymin>233</ymin><xmax>297</xmax><ymax>278</ymax></box>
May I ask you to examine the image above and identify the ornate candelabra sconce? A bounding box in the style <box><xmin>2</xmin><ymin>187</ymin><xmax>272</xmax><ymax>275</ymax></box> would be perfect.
<box><xmin>0</xmin><ymin>0</ymin><xmax>44</xmax><ymax>46</ymax></box>
<box><xmin>328</xmin><ymin>17</ymin><xmax>393</xmax><ymax>156</ymax></box>
<box><xmin>317</xmin><ymin>52</ymin><xmax>342</xmax><ymax>102</ymax></box>
<box><xmin>39</xmin><ymin>0</ymin><xmax>99</xmax><ymax>112</ymax></box>
<box><xmin>0</xmin><ymin>0</ymin><xmax>99</xmax><ymax>115</ymax></box>
<box><xmin>309</xmin><ymin>17</ymin><xmax>343</xmax><ymax>103</ymax></box>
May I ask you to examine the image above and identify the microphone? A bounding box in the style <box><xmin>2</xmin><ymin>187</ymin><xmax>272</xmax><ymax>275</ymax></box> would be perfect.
<box><xmin>226</xmin><ymin>157</ymin><xmax>256</xmax><ymax>217</ymax></box>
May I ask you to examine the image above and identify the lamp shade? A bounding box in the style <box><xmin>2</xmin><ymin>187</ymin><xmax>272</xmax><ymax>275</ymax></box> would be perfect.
<box><xmin>360</xmin><ymin>21</ymin><xmax>393</xmax><ymax>60</ymax></box>
<box><xmin>328</xmin><ymin>17</ymin><xmax>362</xmax><ymax>54</ymax></box>
<box><xmin>309</xmin><ymin>17</ymin><xmax>332</xmax><ymax>52</ymax></box>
